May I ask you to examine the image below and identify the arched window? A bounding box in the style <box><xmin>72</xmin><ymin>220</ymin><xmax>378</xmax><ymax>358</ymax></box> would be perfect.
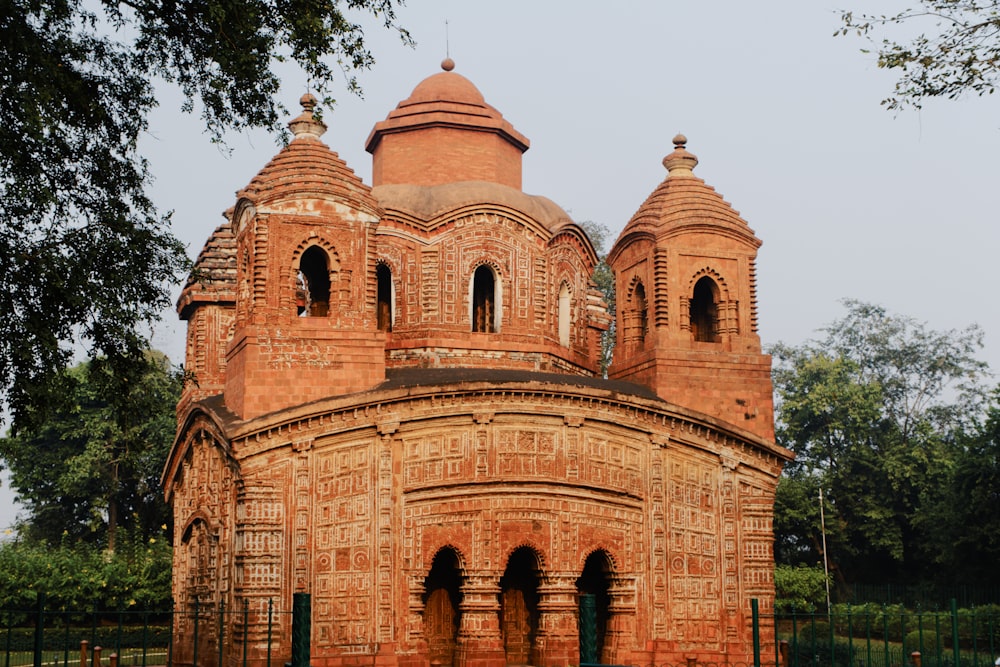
<box><xmin>691</xmin><ymin>276</ymin><xmax>719</xmax><ymax>342</ymax></box>
<box><xmin>472</xmin><ymin>265</ymin><xmax>497</xmax><ymax>333</ymax></box>
<box><xmin>376</xmin><ymin>264</ymin><xmax>393</xmax><ymax>332</ymax></box>
<box><xmin>634</xmin><ymin>282</ymin><xmax>648</xmax><ymax>344</ymax></box>
<box><xmin>297</xmin><ymin>246</ymin><xmax>330</xmax><ymax>317</ymax></box>
<box><xmin>558</xmin><ymin>282</ymin><xmax>571</xmax><ymax>347</ymax></box>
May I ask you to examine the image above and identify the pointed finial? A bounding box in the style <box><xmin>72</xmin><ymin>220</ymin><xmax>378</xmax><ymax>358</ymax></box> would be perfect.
<box><xmin>288</xmin><ymin>92</ymin><xmax>327</xmax><ymax>138</ymax></box>
<box><xmin>662</xmin><ymin>133</ymin><xmax>698</xmax><ymax>177</ymax></box>
<box><xmin>441</xmin><ymin>57</ymin><xmax>455</xmax><ymax>71</ymax></box>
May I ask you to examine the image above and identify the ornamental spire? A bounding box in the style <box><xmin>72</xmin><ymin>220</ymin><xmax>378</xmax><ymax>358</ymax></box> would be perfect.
<box><xmin>662</xmin><ymin>133</ymin><xmax>699</xmax><ymax>178</ymax></box>
<box><xmin>288</xmin><ymin>93</ymin><xmax>327</xmax><ymax>139</ymax></box>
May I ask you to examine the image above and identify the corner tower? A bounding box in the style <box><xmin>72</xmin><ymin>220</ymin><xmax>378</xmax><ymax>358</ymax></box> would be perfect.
<box><xmin>223</xmin><ymin>95</ymin><xmax>386</xmax><ymax>419</ymax></box>
<box><xmin>607</xmin><ymin>135</ymin><xmax>774</xmax><ymax>439</ymax></box>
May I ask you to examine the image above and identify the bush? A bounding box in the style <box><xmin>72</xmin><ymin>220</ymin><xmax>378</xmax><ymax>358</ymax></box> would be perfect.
<box><xmin>904</xmin><ymin>629</ymin><xmax>942</xmax><ymax>653</ymax></box>
<box><xmin>0</xmin><ymin>624</ymin><xmax>170</xmax><ymax>651</ymax></box>
<box><xmin>775</xmin><ymin>564</ymin><xmax>829</xmax><ymax>612</ymax></box>
<box><xmin>789</xmin><ymin>621</ymin><xmax>859</xmax><ymax>667</ymax></box>
<box><xmin>0</xmin><ymin>531</ymin><xmax>172</xmax><ymax>612</ymax></box>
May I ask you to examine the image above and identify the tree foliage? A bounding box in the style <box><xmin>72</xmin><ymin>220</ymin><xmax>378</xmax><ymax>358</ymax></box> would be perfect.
<box><xmin>772</xmin><ymin>300</ymin><xmax>990</xmax><ymax>585</ymax></box>
<box><xmin>0</xmin><ymin>0</ymin><xmax>409</xmax><ymax>425</ymax></box>
<box><xmin>774</xmin><ymin>564</ymin><xmax>830</xmax><ymax>612</ymax></box>
<box><xmin>0</xmin><ymin>351</ymin><xmax>182</xmax><ymax>550</ymax></box>
<box><xmin>919</xmin><ymin>391</ymin><xmax>1000</xmax><ymax>582</ymax></box>
<box><xmin>838</xmin><ymin>1</ymin><xmax>1000</xmax><ymax>110</ymax></box>
<box><xmin>577</xmin><ymin>220</ymin><xmax>616</xmax><ymax>376</ymax></box>
<box><xmin>0</xmin><ymin>530</ymin><xmax>172</xmax><ymax>610</ymax></box>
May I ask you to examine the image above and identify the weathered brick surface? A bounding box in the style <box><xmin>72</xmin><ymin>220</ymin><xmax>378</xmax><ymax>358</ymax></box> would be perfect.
<box><xmin>608</xmin><ymin>135</ymin><xmax>775</xmax><ymax>441</ymax></box>
<box><xmin>168</xmin><ymin>71</ymin><xmax>791</xmax><ymax>667</ymax></box>
<box><xmin>366</xmin><ymin>68</ymin><xmax>528</xmax><ymax>189</ymax></box>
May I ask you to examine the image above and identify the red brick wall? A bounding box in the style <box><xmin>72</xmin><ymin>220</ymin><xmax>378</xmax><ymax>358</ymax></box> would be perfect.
<box><xmin>372</xmin><ymin>127</ymin><xmax>523</xmax><ymax>189</ymax></box>
<box><xmin>168</xmin><ymin>381</ymin><xmax>790</xmax><ymax>667</ymax></box>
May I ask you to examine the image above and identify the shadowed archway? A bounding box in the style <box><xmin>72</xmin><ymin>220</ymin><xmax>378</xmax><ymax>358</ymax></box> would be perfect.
<box><xmin>499</xmin><ymin>547</ymin><xmax>541</xmax><ymax>665</ymax></box>
<box><xmin>423</xmin><ymin>548</ymin><xmax>464</xmax><ymax>666</ymax></box>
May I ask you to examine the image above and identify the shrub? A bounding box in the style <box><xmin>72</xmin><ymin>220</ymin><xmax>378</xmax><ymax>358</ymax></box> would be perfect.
<box><xmin>775</xmin><ymin>564</ymin><xmax>829</xmax><ymax>613</ymax></box>
<box><xmin>904</xmin><ymin>629</ymin><xmax>942</xmax><ymax>653</ymax></box>
<box><xmin>0</xmin><ymin>531</ymin><xmax>171</xmax><ymax>612</ymax></box>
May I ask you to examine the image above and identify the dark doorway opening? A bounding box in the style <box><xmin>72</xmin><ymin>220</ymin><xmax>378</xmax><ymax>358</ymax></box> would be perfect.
<box><xmin>499</xmin><ymin>547</ymin><xmax>540</xmax><ymax>665</ymax></box>
<box><xmin>576</xmin><ymin>550</ymin><xmax>612</xmax><ymax>664</ymax></box>
<box><xmin>423</xmin><ymin>548</ymin><xmax>463</xmax><ymax>667</ymax></box>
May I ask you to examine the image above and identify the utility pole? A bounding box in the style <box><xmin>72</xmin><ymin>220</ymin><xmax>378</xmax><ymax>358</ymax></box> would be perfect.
<box><xmin>819</xmin><ymin>487</ymin><xmax>832</xmax><ymax>616</ymax></box>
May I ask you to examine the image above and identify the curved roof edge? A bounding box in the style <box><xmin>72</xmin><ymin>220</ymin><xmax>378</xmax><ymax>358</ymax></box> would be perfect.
<box><xmin>373</xmin><ymin>181</ymin><xmax>573</xmax><ymax>232</ymax></box>
<box><xmin>177</xmin><ymin>368</ymin><xmax>793</xmax><ymax>464</ymax></box>
<box><xmin>163</xmin><ymin>395</ymin><xmax>240</xmax><ymax>501</ymax></box>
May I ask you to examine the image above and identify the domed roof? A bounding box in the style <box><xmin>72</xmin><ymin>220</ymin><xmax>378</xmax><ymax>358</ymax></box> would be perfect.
<box><xmin>404</xmin><ymin>68</ymin><xmax>487</xmax><ymax>107</ymax></box>
<box><xmin>372</xmin><ymin>180</ymin><xmax>573</xmax><ymax>232</ymax></box>
<box><xmin>239</xmin><ymin>94</ymin><xmax>380</xmax><ymax>217</ymax></box>
<box><xmin>614</xmin><ymin>135</ymin><xmax>760</xmax><ymax>249</ymax></box>
<box><xmin>176</xmin><ymin>222</ymin><xmax>236</xmax><ymax>319</ymax></box>
<box><xmin>365</xmin><ymin>60</ymin><xmax>528</xmax><ymax>154</ymax></box>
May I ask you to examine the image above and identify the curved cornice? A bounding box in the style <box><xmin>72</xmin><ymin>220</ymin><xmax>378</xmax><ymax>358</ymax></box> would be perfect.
<box><xmin>162</xmin><ymin>396</ymin><xmax>240</xmax><ymax>500</ymax></box>
<box><xmin>179</xmin><ymin>369</ymin><xmax>792</xmax><ymax>473</ymax></box>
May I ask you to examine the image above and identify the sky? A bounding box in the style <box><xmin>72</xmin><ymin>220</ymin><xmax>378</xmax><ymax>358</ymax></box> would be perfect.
<box><xmin>2</xmin><ymin>1</ymin><xmax>998</xmax><ymax>531</ymax></box>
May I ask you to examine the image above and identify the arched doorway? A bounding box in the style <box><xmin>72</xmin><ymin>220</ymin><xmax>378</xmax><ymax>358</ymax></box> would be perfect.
<box><xmin>690</xmin><ymin>276</ymin><xmax>720</xmax><ymax>342</ymax></box>
<box><xmin>423</xmin><ymin>548</ymin><xmax>463</xmax><ymax>667</ymax></box>
<box><xmin>576</xmin><ymin>550</ymin><xmax>613</xmax><ymax>664</ymax></box>
<box><xmin>499</xmin><ymin>547</ymin><xmax>541</xmax><ymax>666</ymax></box>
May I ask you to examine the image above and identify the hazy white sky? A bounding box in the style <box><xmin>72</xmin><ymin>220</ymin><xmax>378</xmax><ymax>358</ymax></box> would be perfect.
<box><xmin>2</xmin><ymin>1</ymin><xmax>997</xmax><ymax>531</ymax></box>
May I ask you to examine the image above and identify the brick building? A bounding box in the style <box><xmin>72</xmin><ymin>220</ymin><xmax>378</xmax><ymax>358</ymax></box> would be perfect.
<box><xmin>164</xmin><ymin>59</ymin><xmax>792</xmax><ymax>667</ymax></box>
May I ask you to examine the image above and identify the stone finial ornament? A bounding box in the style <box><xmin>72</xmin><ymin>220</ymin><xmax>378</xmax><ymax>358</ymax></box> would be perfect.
<box><xmin>288</xmin><ymin>92</ymin><xmax>327</xmax><ymax>139</ymax></box>
<box><xmin>662</xmin><ymin>133</ymin><xmax>699</xmax><ymax>177</ymax></box>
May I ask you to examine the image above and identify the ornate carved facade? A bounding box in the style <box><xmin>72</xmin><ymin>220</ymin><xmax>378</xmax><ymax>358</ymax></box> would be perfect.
<box><xmin>165</xmin><ymin>60</ymin><xmax>792</xmax><ymax>667</ymax></box>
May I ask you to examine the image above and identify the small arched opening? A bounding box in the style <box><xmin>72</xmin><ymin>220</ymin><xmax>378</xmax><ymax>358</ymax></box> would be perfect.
<box><xmin>297</xmin><ymin>246</ymin><xmax>331</xmax><ymax>317</ymax></box>
<box><xmin>499</xmin><ymin>547</ymin><xmax>541</xmax><ymax>665</ymax></box>
<box><xmin>633</xmin><ymin>281</ymin><xmax>648</xmax><ymax>345</ymax></box>
<box><xmin>423</xmin><ymin>548</ymin><xmax>464</xmax><ymax>667</ymax></box>
<box><xmin>576</xmin><ymin>550</ymin><xmax>613</xmax><ymax>664</ymax></box>
<box><xmin>376</xmin><ymin>263</ymin><xmax>393</xmax><ymax>332</ymax></box>
<box><xmin>472</xmin><ymin>265</ymin><xmax>498</xmax><ymax>333</ymax></box>
<box><xmin>690</xmin><ymin>276</ymin><xmax>720</xmax><ymax>342</ymax></box>
<box><xmin>558</xmin><ymin>282</ymin><xmax>571</xmax><ymax>347</ymax></box>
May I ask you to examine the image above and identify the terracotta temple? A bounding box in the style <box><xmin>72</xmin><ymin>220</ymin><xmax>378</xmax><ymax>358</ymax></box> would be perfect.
<box><xmin>164</xmin><ymin>58</ymin><xmax>792</xmax><ymax>667</ymax></box>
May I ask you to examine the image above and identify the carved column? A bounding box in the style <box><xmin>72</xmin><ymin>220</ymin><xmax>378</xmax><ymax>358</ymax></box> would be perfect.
<box><xmin>603</xmin><ymin>576</ymin><xmax>637</xmax><ymax>666</ymax></box>
<box><xmin>376</xmin><ymin>424</ymin><xmax>398</xmax><ymax>648</ymax></box>
<box><xmin>292</xmin><ymin>438</ymin><xmax>313</xmax><ymax>593</ymax></box>
<box><xmin>720</xmin><ymin>449</ymin><xmax>741</xmax><ymax>657</ymax></box>
<box><xmin>531</xmin><ymin>572</ymin><xmax>579</xmax><ymax>667</ymax></box>
<box><xmin>454</xmin><ymin>575</ymin><xmax>504</xmax><ymax>667</ymax></box>
<box><xmin>406</xmin><ymin>574</ymin><xmax>428</xmax><ymax>654</ymax></box>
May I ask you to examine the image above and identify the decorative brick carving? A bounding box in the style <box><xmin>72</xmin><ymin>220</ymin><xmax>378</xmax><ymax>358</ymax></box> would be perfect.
<box><xmin>169</xmin><ymin>66</ymin><xmax>793</xmax><ymax>667</ymax></box>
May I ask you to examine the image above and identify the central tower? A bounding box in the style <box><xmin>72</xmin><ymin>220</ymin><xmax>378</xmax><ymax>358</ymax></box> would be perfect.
<box><xmin>366</xmin><ymin>58</ymin><xmax>529</xmax><ymax>189</ymax></box>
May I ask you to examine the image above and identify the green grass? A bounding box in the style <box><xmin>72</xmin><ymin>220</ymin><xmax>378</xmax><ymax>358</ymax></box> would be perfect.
<box><xmin>0</xmin><ymin>647</ymin><xmax>168</xmax><ymax>667</ymax></box>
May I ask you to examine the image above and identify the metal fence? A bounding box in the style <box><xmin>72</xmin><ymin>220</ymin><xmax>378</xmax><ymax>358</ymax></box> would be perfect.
<box><xmin>7</xmin><ymin>596</ymin><xmax>1000</xmax><ymax>667</ymax></box>
<box><xmin>760</xmin><ymin>600</ymin><xmax>1000</xmax><ymax>667</ymax></box>
<box><xmin>838</xmin><ymin>585</ymin><xmax>1000</xmax><ymax>609</ymax></box>
<box><xmin>1</xmin><ymin>598</ymin><xmax>287</xmax><ymax>667</ymax></box>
